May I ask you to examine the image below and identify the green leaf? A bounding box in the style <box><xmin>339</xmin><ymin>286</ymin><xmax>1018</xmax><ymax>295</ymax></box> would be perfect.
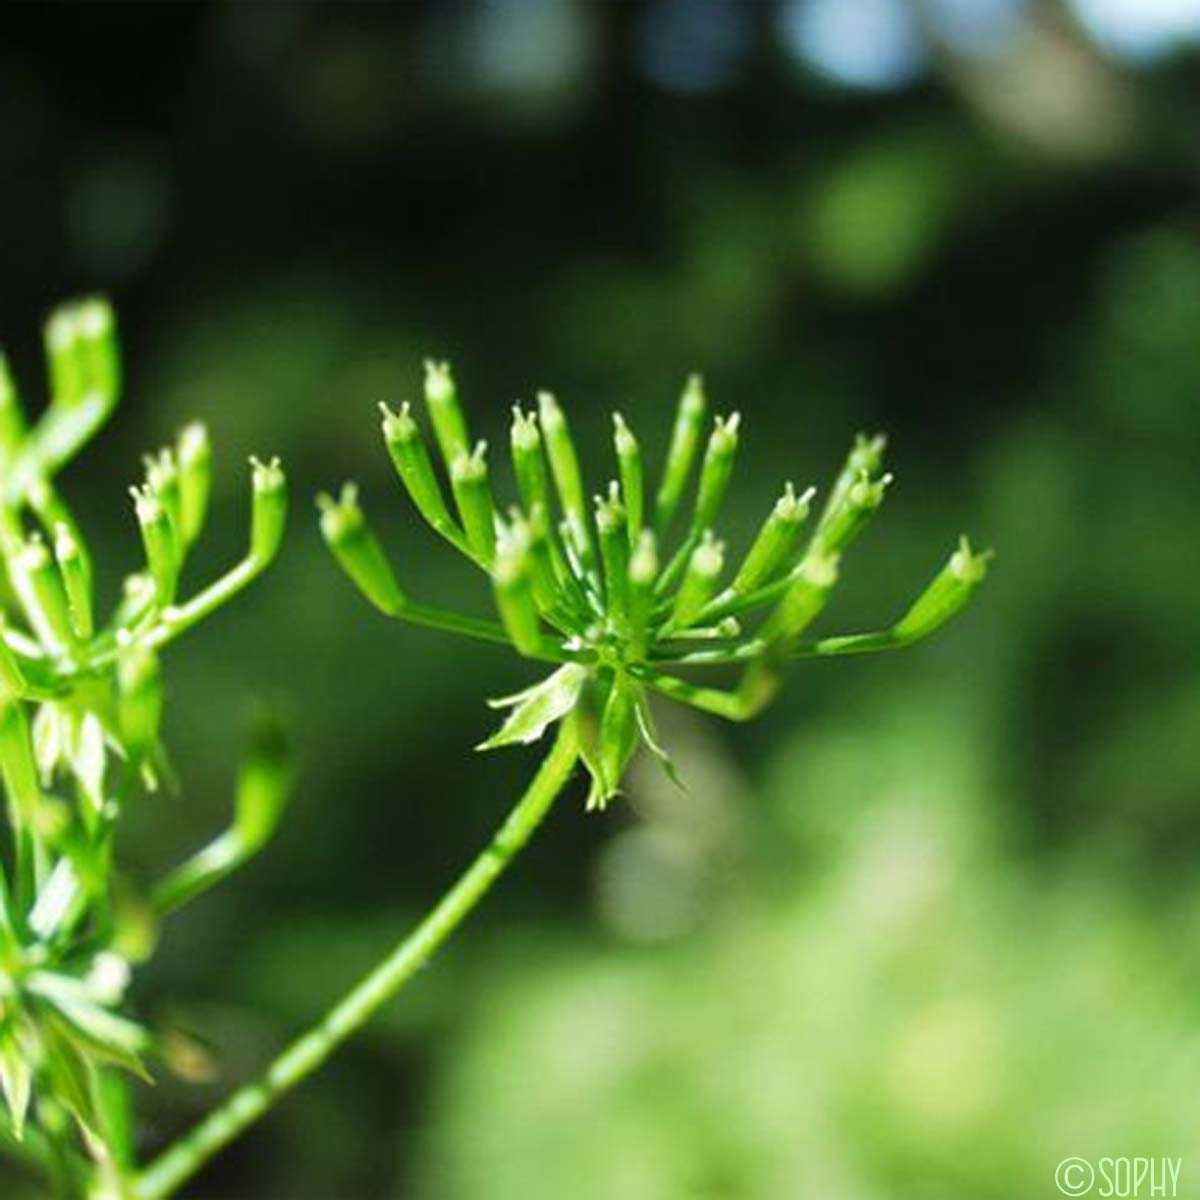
<box><xmin>592</xmin><ymin>675</ymin><xmax>639</xmax><ymax>811</ymax></box>
<box><xmin>478</xmin><ymin>664</ymin><xmax>587</xmax><ymax>750</ymax></box>
<box><xmin>27</xmin><ymin>973</ymin><xmax>151</xmax><ymax>1080</ymax></box>
<box><xmin>37</xmin><ymin>1012</ymin><xmax>105</xmax><ymax>1154</ymax></box>
<box><xmin>633</xmin><ymin>690</ymin><xmax>685</xmax><ymax>792</ymax></box>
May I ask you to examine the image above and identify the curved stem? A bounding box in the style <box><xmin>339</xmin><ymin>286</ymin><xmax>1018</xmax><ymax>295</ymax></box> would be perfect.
<box><xmin>133</xmin><ymin>719</ymin><xmax>580</xmax><ymax>1200</ymax></box>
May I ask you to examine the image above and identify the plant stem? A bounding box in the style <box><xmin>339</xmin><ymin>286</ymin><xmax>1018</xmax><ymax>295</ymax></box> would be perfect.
<box><xmin>133</xmin><ymin>718</ymin><xmax>580</xmax><ymax>1200</ymax></box>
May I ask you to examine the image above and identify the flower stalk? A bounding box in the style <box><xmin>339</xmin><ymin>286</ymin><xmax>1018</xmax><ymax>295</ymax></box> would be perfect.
<box><xmin>133</xmin><ymin>718</ymin><xmax>581</xmax><ymax>1200</ymax></box>
<box><xmin>0</xmin><ymin>299</ymin><xmax>289</xmax><ymax>1197</ymax></box>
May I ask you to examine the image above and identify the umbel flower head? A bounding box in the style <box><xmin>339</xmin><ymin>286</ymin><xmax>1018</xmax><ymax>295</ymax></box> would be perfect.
<box><xmin>0</xmin><ymin>300</ymin><xmax>290</xmax><ymax>1154</ymax></box>
<box><xmin>321</xmin><ymin>363</ymin><xmax>989</xmax><ymax>809</ymax></box>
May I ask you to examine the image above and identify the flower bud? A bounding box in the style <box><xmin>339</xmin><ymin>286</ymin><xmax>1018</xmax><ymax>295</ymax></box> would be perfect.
<box><xmin>595</xmin><ymin>482</ymin><xmax>629</xmax><ymax>622</ymax></box>
<box><xmin>131</xmin><ymin>484</ymin><xmax>179</xmax><ymax>606</ymax></box>
<box><xmin>760</xmin><ymin>551</ymin><xmax>839</xmax><ymax>640</ymax></box>
<box><xmin>145</xmin><ymin>449</ymin><xmax>184</xmax><ymax>540</ymax></box>
<box><xmin>715</xmin><ymin>615</ymin><xmax>741</xmax><ymax>639</ymax></box>
<box><xmin>424</xmin><ymin>359</ymin><xmax>469</xmax><ymax>469</ymax></box>
<box><xmin>234</xmin><ymin>708</ymin><xmax>293</xmax><ymax>853</ymax></box>
<box><xmin>628</xmin><ymin>529</ymin><xmax>659</xmax><ymax>646</ymax></box>
<box><xmin>510</xmin><ymin>405</ymin><xmax>552</xmax><ymax>516</ymax></box>
<box><xmin>450</xmin><ymin>441</ymin><xmax>497</xmax><ymax>565</ymax></box>
<box><xmin>654</xmin><ymin>373</ymin><xmax>706</xmax><ymax>535</ymax></box>
<box><xmin>44</xmin><ymin>297</ymin><xmax>119</xmax><ymax>407</ymax></box>
<box><xmin>816</xmin><ymin>433</ymin><xmax>885</xmax><ymax>532</ymax></box>
<box><xmin>523</xmin><ymin>504</ymin><xmax>569</xmax><ymax>618</ymax></box>
<box><xmin>54</xmin><ymin>523</ymin><xmax>93</xmax><ymax>640</ymax></box>
<box><xmin>28</xmin><ymin>480</ymin><xmax>91</xmax><ymax>590</ymax></box>
<box><xmin>381</xmin><ymin>402</ymin><xmax>460</xmax><ymax>541</ymax></box>
<box><xmin>813</xmin><ymin>469</ymin><xmax>891</xmax><ymax>556</ymax></box>
<box><xmin>75</xmin><ymin>297</ymin><xmax>120</xmax><ymax>401</ymax></box>
<box><xmin>612</xmin><ymin>413</ymin><xmax>643</xmax><ymax>543</ymax></box>
<box><xmin>250</xmin><ymin>456</ymin><xmax>287</xmax><ymax>565</ymax></box>
<box><xmin>11</xmin><ymin>536</ymin><xmax>77</xmax><ymax>655</ymax></box>
<box><xmin>895</xmin><ymin>537</ymin><xmax>991</xmax><ymax>641</ymax></box>
<box><xmin>691</xmin><ymin>412</ymin><xmax>740</xmax><ymax>533</ymax></box>
<box><xmin>318</xmin><ymin>484</ymin><xmax>405</xmax><ymax>615</ymax></box>
<box><xmin>117</xmin><ymin>642</ymin><xmax>162</xmax><ymax>761</ymax></box>
<box><xmin>176</xmin><ymin>422</ymin><xmax>212</xmax><ymax>545</ymax></box>
<box><xmin>492</xmin><ymin>528</ymin><xmax>543</xmax><ymax>657</ymax></box>
<box><xmin>44</xmin><ymin>307</ymin><xmax>86</xmax><ymax>407</ymax></box>
<box><xmin>731</xmin><ymin>482</ymin><xmax>814</xmax><ymax>595</ymax></box>
<box><xmin>537</xmin><ymin>391</ymin><xmax>592</xmax><ymax>567</ymax></box>
<box><xmin>671</xmin><ymin>531</ymin><xmax>724</xmax><ymax>629</ymax></box>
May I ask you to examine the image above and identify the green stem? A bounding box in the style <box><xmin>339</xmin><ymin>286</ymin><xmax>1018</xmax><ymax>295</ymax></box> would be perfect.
<box><xmin>133</xmin><ymin>719</ymin><xmax>581</xmax><ymax>1200</ymax></box>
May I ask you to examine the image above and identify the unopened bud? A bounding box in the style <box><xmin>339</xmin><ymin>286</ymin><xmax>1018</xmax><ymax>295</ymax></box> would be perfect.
<box><xmin>595</xmin><ymin>482</ymin><xmax>629</xmax><ymax>621</ymax></box>
<box><xmin>12</xmin><ymin>536</ymin><xmax>77</xmax><ymax>654</ymax></box>
<box><xmin>492</xmin><ymin>529</ymin><xmax>543</xmax><ymax>656</ymax></box>
<box><xmin>816</xmin><ymin>433</ymin><xmax>886</xmax><ymax>533</ymax></box>
<box><xmin>510</xmin><ymin>405</ymin><xmax>553</xmax><ymax>516</ymax></box>
<box><xmin>671</xmin><ymin>531</ymin><xmax>725</xmax><ymax>629</ymax></box>
<box><xmin>131</xmin><ymin>485</ymin><xmax>179</xmax><ymax>606</ymax></box>
<box><xmin>75</xmin><ymin>297</ymin><xmax>120</xmax><ymax>401</ymax></box>
<box><xmin>145</xmin><ymin>449</ymin><xmax>184</xmax><ymax>539</ymax></box>
<box><xmin>731</xmin><ymin>482</ymin><xmax>814</xmax><ymax>595</ymax></box>
<box><xmin>537</xmin><ymin>391</ymin><xmax>592</xmax><ymax>566</ymax></box>
<box><xmin>54</xmin><ymin>523</ymin><xmax>93</xmax><ymax>640</ymax></box>
<box><xmin>760</xmin><ymin>551</ymin><xmax>839</xmax><ymax>640</ymax></box>
<box><xmin>895</xmin><ymin>537</ymin><xmax>991</xmax><ymax>642</ymax></box>
<box><xmin>450</xmin><ymin>441</ymin><xmax>497</xmax><ymax>565</ymax></box>
<box><xmin>318</xmin><ymin>484</ymin><xmax>405</xmax><ymax>614</ymax></box>
<box><xmin>44</xmin><ymin>297</ymin><xmax>119</xmax><ymax>407</ymax></box>
<box><xmin>612</xmin><ymin>413</ymin><xmax>644</xmax><ymax>543</ymax></box>
<box><xmin>177</xmin><ymin>423</ymin><xmax>212</xmax><ymax>546</ymax></box>
<box><xmin>381</xmin><ymin>402</ymin><xmax>459</xmax><ymax>541</ymax></box>
<box><xmin>691</xmin><ymin>412</ymin><xmax>740</xmax><ymax>533</ymax></box>
<box><xmin>250</xmin><ymin>457</ymin><xmax>287</xmax><ymax>565</ymax></box>
<box><xmin>654</xmin><ymin>373</ymin><xmax>706</xmax><ymax>535</ymax></box>
<box><xmin>627</xmin><ymin>529</ymin><xmax>659</xmax><ymax>648</ymax></box>
<box><xmin>424</xmin><ymin>359</ymin><xmax>469</xmax><ymax>469</ymax></box>
<box><xmin>117</xmin><ymin>642</ymin><xmax>162</xmax><ymax>761</ymax></box>
<box><xmin>813</xmin><ymin>469</ymin><xmax>891</xmax><ymax>555</ymax></box>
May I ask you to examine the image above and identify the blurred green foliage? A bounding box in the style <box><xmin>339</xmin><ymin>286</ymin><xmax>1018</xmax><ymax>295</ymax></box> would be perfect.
<box><xmin>2</xmin><ymin>1</ymin><xmax>1199</xmax><ymax>1197</ymax></box>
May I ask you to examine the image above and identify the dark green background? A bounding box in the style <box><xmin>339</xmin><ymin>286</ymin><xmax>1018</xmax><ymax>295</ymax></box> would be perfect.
<box><xmin>3</xmin><ymin>2</ymin><xmax>1199</xmax><ymax>1196</ymax></box>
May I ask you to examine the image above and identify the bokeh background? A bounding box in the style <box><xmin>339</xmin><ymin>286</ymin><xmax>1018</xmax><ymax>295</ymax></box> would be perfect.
<box><xmin>4</xmin><ymin>1</ymin><xmax>1200</xmax><ymax>1196</ymax></box>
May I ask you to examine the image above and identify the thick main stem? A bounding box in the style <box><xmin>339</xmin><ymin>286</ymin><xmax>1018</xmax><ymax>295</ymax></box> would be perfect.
<box><xmin>134</xmin><ymin>720</ymin><xmax>580</xmax><ymax>1200</ymax></box>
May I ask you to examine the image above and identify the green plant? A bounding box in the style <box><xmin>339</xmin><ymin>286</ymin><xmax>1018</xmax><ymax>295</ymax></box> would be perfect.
<box><xmin>127</xmin><ymin>363</ymin><xmax>988</xmax><ymax>1197</ymax></box>
<box><xmin>0</xmin><ymin>300</ymin><xmax>289</xmax><ymax>1198</ymax></box>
